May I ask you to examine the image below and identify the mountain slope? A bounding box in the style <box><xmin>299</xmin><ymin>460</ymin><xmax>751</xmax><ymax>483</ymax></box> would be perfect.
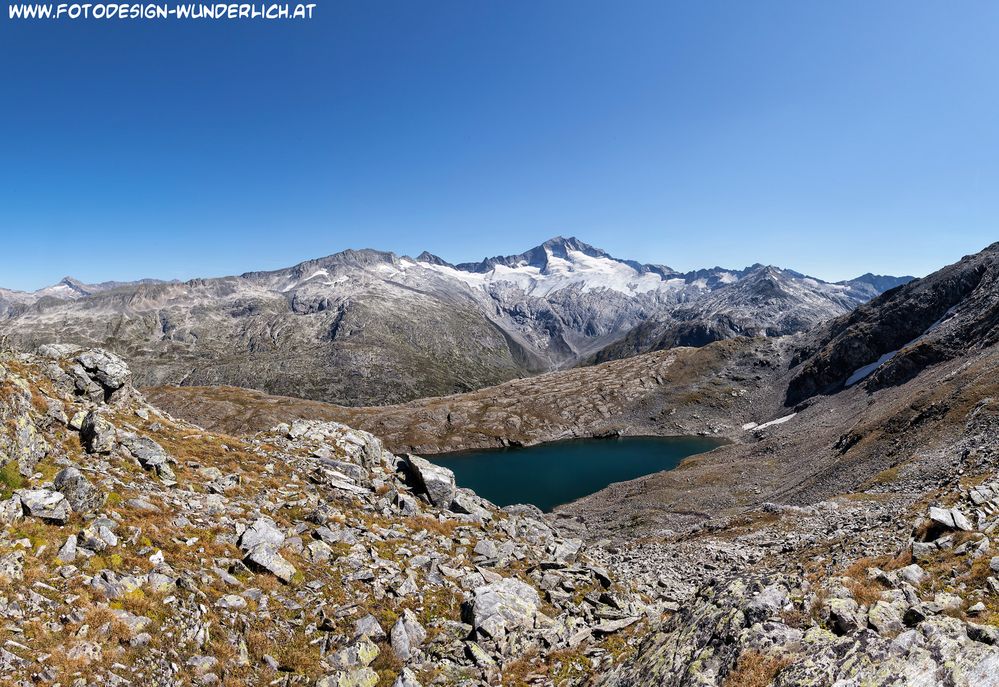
<box><xmin>0</xmin><ymin>348</ymin><xmax>663</xmax><ymax>686</ymax></box>
<box><xmin>590</xmin><ymin>266</ymin><xmax>913</xmax><ymax>363</ymax></box>
<box><xmin>786</xmin><ymin>241</ymin><xmax>999</xmax><ymax>405</ymax></box>
<box><xmin>0</xmin><ymin>237</ymin><xmax>904</xmax><ymax>406</ymax></box>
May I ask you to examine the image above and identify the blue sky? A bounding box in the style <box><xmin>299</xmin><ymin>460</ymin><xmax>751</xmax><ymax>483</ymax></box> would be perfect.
<box><xmin>1</xmin><ymin>1</ymin><xmax>997</xmax><ymax>290</ymax></box>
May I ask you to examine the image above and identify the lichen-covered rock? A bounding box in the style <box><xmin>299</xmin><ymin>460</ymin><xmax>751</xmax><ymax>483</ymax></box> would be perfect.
<box><xmin>53</xmin><ymin>466</ymin><xmax>103</xmax><ymax>514</ymax></box>
<box><xmin>330</xmin><ymin>636</ymin><xmax>380</xmax><ymax>668</ymax></box>
<box><xmin>244</xmin><ymin>544</ymin><xmax>296</xmax><ymax>583</ymax></box>
<box><xmin>744</xmin><ymin>583</ymin><xmax>790</xmax><ymax>625</ymax></box>
<box><xmin>239</xmin><ymin>516</ymin><xmax>285</xmax><ymax>551</ymax></box>
<box><xmin>81</xmin><ymin>411</ymin><xmax>116</xmax><ymax>454</ymax></box>
<box><xmin>76</xmin><ymin>349</ymin><xmax>131</xmax><ymax>401</ymax></box>
<box><xmin>868</xmin><ymin>600</ymin><xmax>904</xmax><ymax>636</ymax></box>
<box><xmin>467</xmin><ymin>577</ymin><xmax>540</xmax><ymax>639</ymax></box>
<box><xmin>390</xmin><ymin>609</ymin><xmax>427</xmax><ymax>660</ymax></box>
<box><xmin>826</xmin><ymin>597</ymin><xmax>861</xmax><ymax>635</ymax></box>
<box><xmin>16</xmin><ymin>488</ymin><xmax>70</xmax><ymax>523</ymax></box>
<box><xmin>318</xmin><ymin>669</ymin><xmax>379</xmax><ymax>687</ymax></box>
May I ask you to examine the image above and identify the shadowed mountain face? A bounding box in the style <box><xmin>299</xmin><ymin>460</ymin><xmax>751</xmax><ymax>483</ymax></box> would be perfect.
<box><xmin>0</xmin><ymin>237</ymin><xmax>907</xmax><ymax>405</ymax></box>
<box><xmin>786</xmin><ymin>241</ymin><xmax>999</xmax><ymax>406</ymax></box>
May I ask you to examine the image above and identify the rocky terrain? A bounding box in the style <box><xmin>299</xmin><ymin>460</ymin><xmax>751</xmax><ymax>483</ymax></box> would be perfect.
<box><xmin>0</xmin><ymin>237</ymin><xmax>904</xmax><ymax>407</ymax></box>
<box><xmin>5</xmin><ymin>342</ymin><xmax>999</xmax><ymax>687</ymax></box>
<box><xmin>146</xmin><ymin>338</ymin><xmax>775</xmax><ymax>455</ymax></box>
<box><xmin>0</xmin><ymin>347</ymin><xmax>666</xmax><ymax>687</ymax></box>
<box><xmin>140</xmin><ymin>242</ymin><xmax>999</xmax><ymax>685</ymax></box>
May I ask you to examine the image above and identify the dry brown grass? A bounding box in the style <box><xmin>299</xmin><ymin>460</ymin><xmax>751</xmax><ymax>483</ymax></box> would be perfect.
<box><xmin>402</xmin><ymin>515</ymin><xmax>466</xmax><ymax>537</ymax></box>
<box><xmin>724</xmin><ymin>651</ymin><xmax>792</xmax><ymax>687</ymax></box>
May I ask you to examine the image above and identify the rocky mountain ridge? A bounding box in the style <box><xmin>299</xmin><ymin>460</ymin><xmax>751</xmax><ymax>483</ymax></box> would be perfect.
<box><xmin>0</xmin><ymin>237</ymin><xmax>908</xmax><ymax>406</ymax></box>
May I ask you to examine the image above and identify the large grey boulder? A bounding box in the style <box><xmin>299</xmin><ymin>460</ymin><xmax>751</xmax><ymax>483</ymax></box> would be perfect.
<box><xmin>898</xmin><ymin>564</ymin><xmax>929</xmax><ymax>587</ymax></box>
<box><xmin>403</xmin><ymin>454</ymin><xmax>456</xmax><ymax>508</ymax></box>
<box><xmin>390</xmin><ymin>609</ymin><xmax>427</xmax><ymax>660</ymax></box>
<box><xmin>76</xmin><ymin>349</ymin><xmax>131</xmax><ymax>396</ymax></box>
<box><xmin>56</xmin><ymin>535</ymin><xmax>78</xmax><ymax>563</ymax></box>
<box><xmin>868</xmin><ymin>600</ymin><xmax>904</xmax><ymax>636</ymax></box>
<box><xmin>928</xmin><ymin>506</ymin><xmax>974</xmax><ymax>532</ymax></box>
<box><xmin>119</xmin><ymin>433</ymin><xmax>176</xmax><ymax>482</ymax></box>
<box><xmin>744</xmin><ymin>583</ymin><xmax>790</xmax><ymax>626</ymax></box>
<box><xmin>239</xmin><ymin>516</ymin><xmax>295</xmax><ymax>582</ymax></box>
<box><xmin>467</xmin><ymin>577</ymin><xmax>540</xmax><ymax>639</ymax></box>
<box><xmin>239</xmin><ymin>517</ymin><xmax>285</xmax><ymax>551</ymax></box>
<box><xmin>826</xmin><ymin>597</ymin><xmax>861</xmax><ymax>635</ymax></box>
<box><xmin>81</xmin><ymin>412</ymin><xmax>116</xmax><ymax>454</ymax></box>
<box><xmin>16</xmin><ymin>489</ymin><xmax>70</xmax><ymax>524</ymax></box>
<box><xmin>54</xmin><ymin>466</ymin><xmax>103</xmax><ymax>514</ymax></box>
<box><xmin>244</xmin><ymin>544</ymin><xmax>296</xmax><ymax>583</ymax></box>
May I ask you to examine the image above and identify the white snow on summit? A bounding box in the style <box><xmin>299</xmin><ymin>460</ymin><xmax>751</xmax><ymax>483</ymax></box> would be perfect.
<box><xmin>419</xmin><ymin>247</ymin><xmax>679</xmax><ymax>297</ymax></box>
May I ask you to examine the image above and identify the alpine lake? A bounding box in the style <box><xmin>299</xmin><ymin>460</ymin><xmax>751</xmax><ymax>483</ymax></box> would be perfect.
<box><xmin>428</xmin><ymin>435</ymin><xmax>725</xmax><ymax>512</ymax></box>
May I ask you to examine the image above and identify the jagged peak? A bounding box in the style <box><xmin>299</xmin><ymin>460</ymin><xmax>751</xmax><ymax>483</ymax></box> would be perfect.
<box><xmin>416</xmin><ymin>251</ymin><xmax>453</xmax><ymax>267</ymax></box>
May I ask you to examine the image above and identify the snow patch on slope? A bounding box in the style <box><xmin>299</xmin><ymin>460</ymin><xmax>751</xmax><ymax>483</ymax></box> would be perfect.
<box><xmin>419</xmin><ymin>247</ymin><xmax>677</xmax><ymax>297</ymax></box>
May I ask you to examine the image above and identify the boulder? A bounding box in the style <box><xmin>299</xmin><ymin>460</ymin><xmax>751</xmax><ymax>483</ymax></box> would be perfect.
<box><xmin>79</xmin><ymin>522</ymin><xmax>118</xmax><ymax>551</ymax></box>
<box><xmin>391</xmin><ymin>668</ymin><xmax>422</xmax><ymax>687</ymax></box>
<box><xmin>81</xmin><ymin>412</ymin><xmax>116</xmax><ymax>454</ymax></box>
<box><xmin>826</xmin><ymin>597</ymin><xmax>861</xmax><ymax>635</ymax></box>
<box><xmin>0</xmin><ymin>496</ymin><xmax>22</xmax><ymax>525</ymax></box>
<box><xmin>897</xmin><ymin>564</ymin><xmax>929</xmax><ymax>587</ymax></box>
<box><xmin>318</xmin><ymin>669</ymin><xmax>379</xmax><ymax>687</ymax></box>
<box><xmin>239</xmin><ymin>517</ymin><xmax>285</xmax><ymax>551</ymax></box>
<box><xmin>745</xmin><ymin>584</ymin><xmax>790</xmax><ymax>625</ymax></box>
<box><xmin>0</xmin><ymin>551</ymin><xmax>24</xmax><ymax>581</ymax></box>
<box><xmin>66</xmin><ymin>642</ymin><xmax>102</xmax><ymax>665</ymax></box>
<box><xmin>451</xmin><ymin>489</ymin><xmax>492</xmax><ymax>520</ymax></box>
<box><xmin>592</xmin><ymin>617</ymin><xmax>641</xmax><ymax>635</ymax></box>
<box><xmin>56</xmin><ymin>535</ymin><xmax>78</xmax><ymax>563</ymax></box>
<box><xmin>77</xmin><ymin>350</ymin><xmax>131</xmax><ymax>394</ymax></box>
<box><xmin>868</xmin><ymin>601</ymin><xmax>904</xmax><ymax>636</ymax></box>
<box><xmin>551</xmin><ymin>538</ymin><xmax>583</xmax><ymax>565</ymax></box>
<box><xmin>467</xmin><ymin>577</ymin><xmax>540</xmax><ymax>639</ymax></box>
<box><xmin>53</xmin><ymin>466</ymin><xmax>103</xmax><ymax>514</ymax></box>
<box><xmin>390</xmin><ymin>609</ymin><xmax>427</xmax><ymax>660</ymax></box>
<box><xmin>330</xmin><ymin>636</ymin><xmax>380</xmax><ymax>669</ymax></box>
<box><xmin>244</xmin><ymin>545</ymin><xmax>296</xmax><ymax>583</ymax></box>
<box><xmin>186</xmin><ymin>655</ymin><xmax>218</xmax><ymax>675</ymax></box>
<box><xmin>16</xmin><ymin>489</ymin><xmax>70</xmax><ymax>524</ymax></box>
<box><xmin>403</xmin><ymin>454</ymin><xmax>456</xmax><ymax>508</ymax></box>
<box><xmin>928</xmin><ymin>506</ymin><xmax>974</xmax><ymax>532</ymax></box>
<box><xmin>353</xmin><ymin>615</ymin><xmax>386</xmax><ymax>640</ymax></box>
<box><xmin>119</xmin><ymin>434</ymin><xmax>174</xmax><ymax>480</ymax></box>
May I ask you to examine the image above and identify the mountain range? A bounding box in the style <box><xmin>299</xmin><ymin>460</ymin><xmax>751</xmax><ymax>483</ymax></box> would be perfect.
<box><xmin>0</xmin><ymin>236</ymin><xmax>911</xmax><ymax>405</ymax></box>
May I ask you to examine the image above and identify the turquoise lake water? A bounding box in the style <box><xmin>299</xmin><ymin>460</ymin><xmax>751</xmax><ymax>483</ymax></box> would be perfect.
<box><xmin>428</xmin><ymin>435</ymin><xmax>724</xmax><ymax>512</ymax></box>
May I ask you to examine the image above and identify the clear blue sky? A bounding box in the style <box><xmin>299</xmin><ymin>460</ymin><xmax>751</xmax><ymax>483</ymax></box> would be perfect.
<box><xmin>1</xmin><ymin>1</ymin><xmax>997</xmax><ymax>290</ymax></box>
